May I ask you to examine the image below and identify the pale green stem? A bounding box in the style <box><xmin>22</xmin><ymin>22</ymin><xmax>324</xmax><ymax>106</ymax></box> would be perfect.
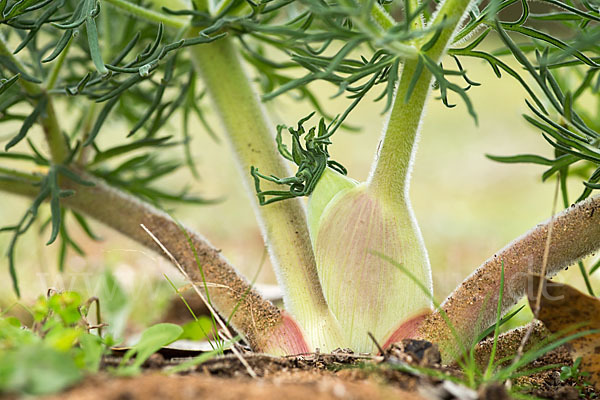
<box><xmin>143</xmin><ymin>0</ymin><xmax>189</xmax><ymax>10</ymax></box>
<box><xmin>367</xmin><ymin>57</ymin><xmax>428</xmax><ymax>203</ymax></box>
<box><xmin>424</xmin><ymin>0</ymin><xmax>473</xmax><ymax>56</ymax></box>
<box><xmin>102</xmin><ymin>0</ymin><xmax>188</xmax><ymax>28</ymax></box>
<box><xmin>189</xmin><ymin>36</ymin><xmax>344</xmax><ymax>350</ymax></box>
<box><xmin>40</xmin><ymin>99</ymin><xmax>69</xmax><ymax>164</ymax></box>
<box><xmin>0</xmin><ymin>33</ymin><xmax>69</xmax><ymax>164</ymax></box>
<box><xmin>371</xmin><ymin>2</ymin><xmax>396</xmax><ymax>30</ymax></box>
<box><xmin>368</xmin><ymin>0</ymin><xmax>473</xmax><ymax>204</ymax></box>
<box><xmin>76</xmin><ymin>102</ymin><xmax>99</xmax><ymax>165</ymax></box>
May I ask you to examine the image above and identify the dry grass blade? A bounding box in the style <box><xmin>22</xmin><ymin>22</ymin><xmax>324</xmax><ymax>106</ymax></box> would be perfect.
<box><xmin>140</xmin><ymin>223</ymin><xmax>258</xmax><ymax>378</ymax></box>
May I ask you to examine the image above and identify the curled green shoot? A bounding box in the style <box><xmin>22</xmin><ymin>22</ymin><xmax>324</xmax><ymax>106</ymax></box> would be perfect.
<box><xmin>251</xmin><ymin>113</ymin><xmax>347</xmax><ymax>205</ymax></box>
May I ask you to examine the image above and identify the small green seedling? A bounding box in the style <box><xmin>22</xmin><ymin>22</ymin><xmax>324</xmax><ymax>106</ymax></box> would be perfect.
<box><xmin>560</xmin><ymin>357</ymin><xmax>589</xmax><ymax>382</ymax></box>
<box><xmin>0</xmin><ymin>291</ymin><xmax>106</xmax><ymax>395</ymax></box>
<box><xmin>0</xmin><ymin>289</ymin><xmax>196</xmax><ymax>394</ymax></box>
<box><xmin>560</xmin><ymin>356</ymin><xmax>591</xmax><ymax>397</ymax></box>
<box><xmin>116</xmin><ymin>323</ymin><xmax>183</xmax><ymax>376</ymax></box>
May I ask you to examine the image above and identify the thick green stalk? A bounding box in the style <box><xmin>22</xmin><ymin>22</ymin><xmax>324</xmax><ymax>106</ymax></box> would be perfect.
<box><xmin>359</xmin><ymin>55</ymin><xmax>437</xmax><ymax>344</ymax></box>
<box><xmin>425</xmin><ymin>0</ymin><xmax>474</xmax><ymax>56</ymax></box>
<box><xmin>362</xmin><ymin>0</ymin><xmax>473</xmax><ymax>348</ymax></box>
<box><xmin>142</xmin><ymin>0</ymin><xmax>189</xmax><ymax>10</ymax></box>
<box><xmin>367</xmin><ymin>57</ymin><xmax>428</xmax><ymax>203</ymax></box>
<box><xmin>369</xmin><ymin>0</ymin><xmax>474</xmax><ymax>201</ymax></box>
<box><xmin>406</xmin><ymin>0</ymin><xmax>423</xmax><ymax>31</ymax></box>
<box><xmin>40</xmin><ymin>101</ymin><xmax>69</xmax><ymax>164</ymax></box>
<box><xmin>189</xmin><ymin>36</ymin><xmax>344</xmax><ymax>351</ymax></box>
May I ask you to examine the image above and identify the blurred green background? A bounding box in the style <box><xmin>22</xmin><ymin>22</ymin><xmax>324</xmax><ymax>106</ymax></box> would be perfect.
<box><xmin>1</xmin><ymin>48</ymin><xmax>596</xmax><ymax>329</ymax></box>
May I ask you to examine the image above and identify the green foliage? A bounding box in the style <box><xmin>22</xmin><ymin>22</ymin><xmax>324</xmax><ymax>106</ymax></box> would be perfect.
<box><xmin>480</xmin><ymin>4</ymin><xmax>600</xmax><ymax>293</ymax></box>
<box><xmin>240</xmin><ymin>0</ymin><xmax>599</xmax><ymax>209</ymax></box>
<box><xmin>96</xmin><ymin>268</ymin><xmax>178</xmax><ymax>341</ymax></box>
<box><xmin>0</xmin><ymin>0</ymin><xmax>220</xmax><ymax>295</ymax></box>
<box><xmin>396</xmin><ymin>327</ymin><xmax>600</xmax><ymax>397</ymax></box>
<box><xmin>0</xmin><ymin>288</ymin><xmax>208</xmax><ymax>394</ymax></box>
<box><xmin>0</xmin><ymin>291</ymin><xmax>106</xmax><ymax>395</ymax></box>
<box><xmin>0</xmin><ymin>0</ymin><xmax>598</xmax><ymax>299</ymax></box>
<box><xmin>0</xmin><ymin>344</ymin><xmax>84</xmax><ymax>395</ymax></box>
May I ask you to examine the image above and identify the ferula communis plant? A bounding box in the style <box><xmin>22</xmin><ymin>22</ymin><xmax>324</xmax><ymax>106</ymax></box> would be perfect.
<box><xmin>253</xmin><ymin>117</ymin><xmax>431</xmax><ymax>353</ymax></box>
<box><xmin>1</xmin><ymin>0</ymin><xmax>600</xmax><ymax>360</ymax></box>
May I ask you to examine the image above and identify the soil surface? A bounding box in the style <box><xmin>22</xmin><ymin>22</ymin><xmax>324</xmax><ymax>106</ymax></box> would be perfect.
<box><xmin>41</xmin><ymin>370</ymin><xmax>421</xmax><ymax>400</ymax></box>
<box><xmin>17</xmin><ymin>335</ymin><xmax>596</xmax><ymax>400</ymax></box>
<box><xmin>2</xmin><ymin>302</ymin><xmax>595</xmax><ymax>400</ymax></box>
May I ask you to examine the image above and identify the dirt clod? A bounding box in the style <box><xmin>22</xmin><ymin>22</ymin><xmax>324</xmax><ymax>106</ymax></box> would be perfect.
<box><xmin>386</xmin><ymin>339</ymin><xmax>441</xmax><ymax>367</ymax></box>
